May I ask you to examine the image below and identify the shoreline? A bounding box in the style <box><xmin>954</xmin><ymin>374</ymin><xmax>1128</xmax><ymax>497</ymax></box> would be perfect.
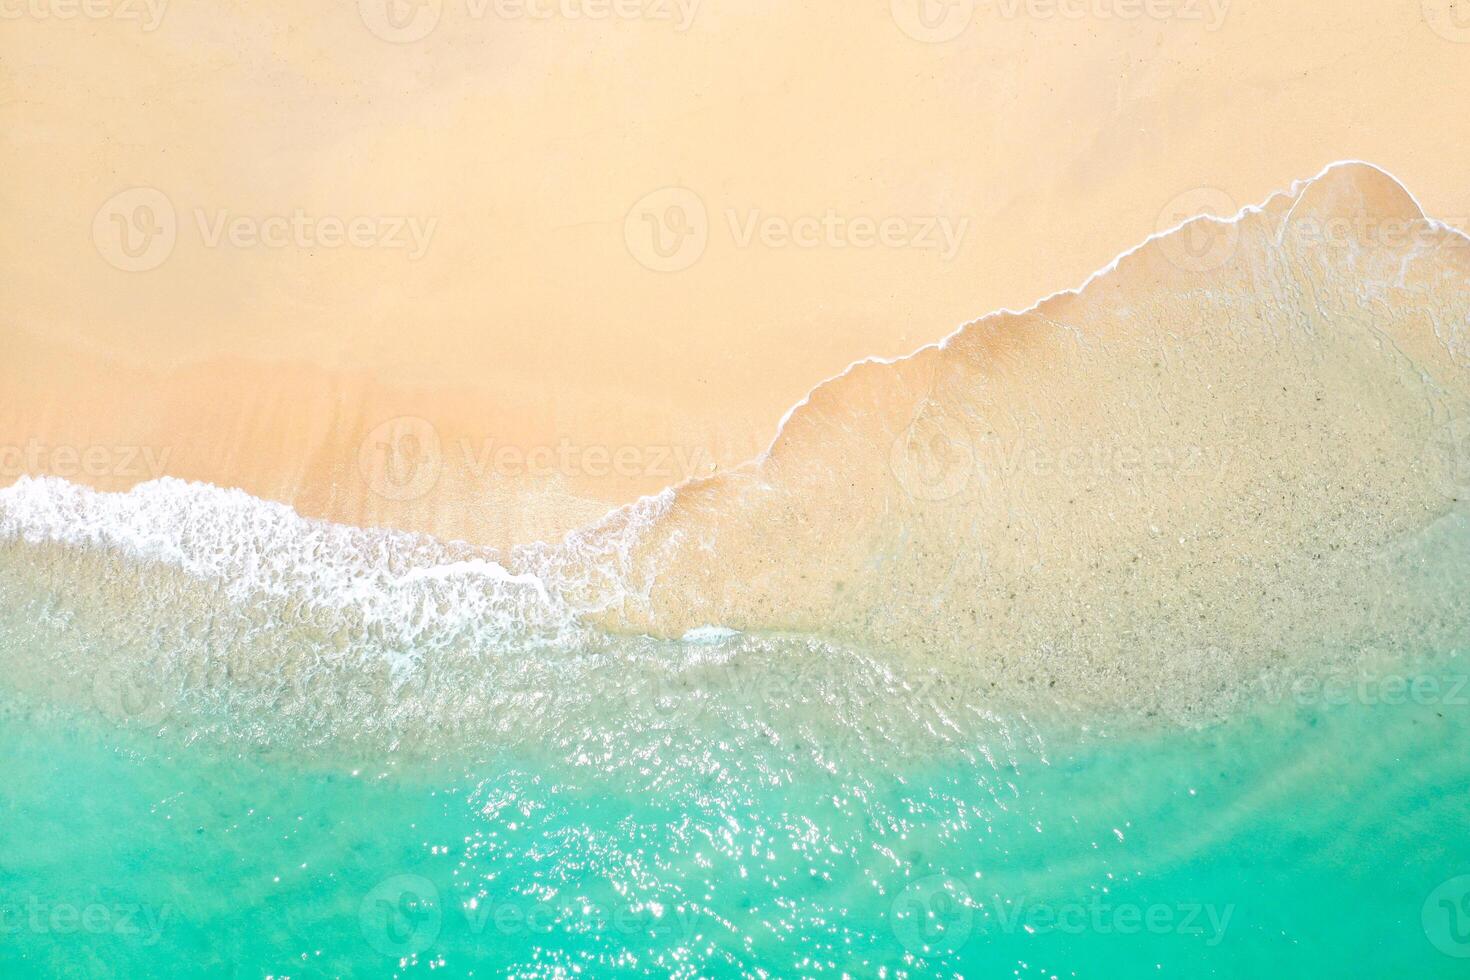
<box><xmin>3</xmin><ymin>160</ymin><xmax>1465</xmax><ymax>551</ymax></box>
<box><xmin>4</xmin><ymin>160</ymin><xmax>1468</xmax><ymax>729</ymax></box>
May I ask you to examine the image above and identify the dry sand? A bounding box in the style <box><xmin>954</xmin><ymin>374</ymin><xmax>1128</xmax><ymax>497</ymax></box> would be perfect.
<box><xmin>3</xmin><ymin>0</ymin><xmax>1469</xmax><ymax>546</ymax></box>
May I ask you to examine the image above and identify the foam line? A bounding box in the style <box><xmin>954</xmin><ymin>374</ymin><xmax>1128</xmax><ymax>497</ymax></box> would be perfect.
<box><xmin>760</xmin><ymin>160</ymin><xmax>1469</xmax><ymax>465</ymax></box>
<box><xmin>531</xmin><ymin>160</ymin><xmax>1467</xmax><ymax>553</ymax></box>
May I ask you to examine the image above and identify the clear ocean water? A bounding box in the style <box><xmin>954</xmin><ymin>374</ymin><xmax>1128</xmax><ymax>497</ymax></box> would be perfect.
<box><xmin>2</xmin><ymin>643</ymin><xmax>1468</xmax><ymax>979</ymax></box>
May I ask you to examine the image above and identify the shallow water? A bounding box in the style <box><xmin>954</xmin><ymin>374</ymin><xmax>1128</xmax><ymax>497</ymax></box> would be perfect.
<box><xmin>3</xmin><ymin>646</ymin><xmax>1469</xmax><ymax>978</ymax></box>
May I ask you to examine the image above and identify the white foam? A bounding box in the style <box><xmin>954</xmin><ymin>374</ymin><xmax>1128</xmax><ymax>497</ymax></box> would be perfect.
<box><xmin>0</xmin><ymin>475</ymin><xmax>659</xmax><ymax>651</ymax></box>
<box><xmin>681</xmin><ymin>625</ymin><xmax>742</xmax><ymax>643</ymax></box>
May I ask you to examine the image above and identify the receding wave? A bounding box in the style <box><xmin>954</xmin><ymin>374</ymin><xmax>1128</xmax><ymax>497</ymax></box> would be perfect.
<box><xmin>2</xmin><ymin>161</ymin><xmax>1469</xmax><ymax>747</ymax></box>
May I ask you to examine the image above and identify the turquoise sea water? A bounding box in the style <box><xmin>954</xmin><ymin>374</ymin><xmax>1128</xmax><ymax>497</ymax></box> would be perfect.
<box><xmin>3</xmin><ymin>645</ymin><xmax>1469</xmax><ymax>979</ymax></box>
<box><xmin>5</xmin><ymin>161</ymin><xmax>1470</xmax><ymax>979</ymax></box>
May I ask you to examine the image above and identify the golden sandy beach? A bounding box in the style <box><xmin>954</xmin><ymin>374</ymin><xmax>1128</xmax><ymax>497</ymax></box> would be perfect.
<box><xmin>3</xmin><ymin>0</ymin><xmax>1470</xmax><ymax>546</ymax></box>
